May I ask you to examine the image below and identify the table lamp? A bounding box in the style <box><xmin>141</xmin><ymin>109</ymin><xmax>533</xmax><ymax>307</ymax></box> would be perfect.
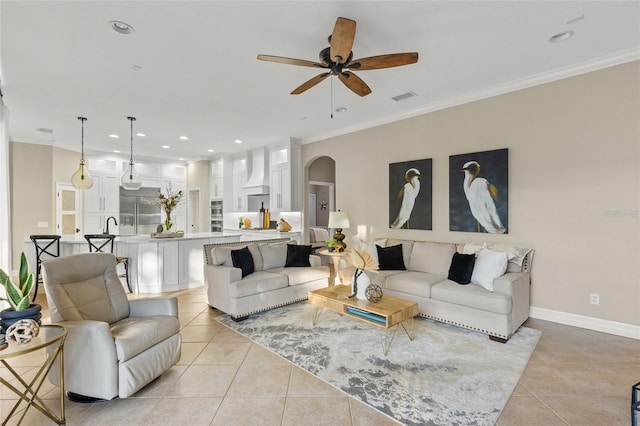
<box><xmin>328</xmin><ymin>211</ymin><xmax>350</xmax><ymax>252</ymax></box>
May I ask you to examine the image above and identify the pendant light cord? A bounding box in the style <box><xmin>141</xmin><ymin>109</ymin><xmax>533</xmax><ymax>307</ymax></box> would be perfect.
<box><xmin>77</xmin><ymin>117</ymin><xmax>86</xmax><ymax>163</ymax></box>
<box><xmin>127</xmin><ymin>116</ymin><xmax>136</xmax><ymax>178</ymax></box>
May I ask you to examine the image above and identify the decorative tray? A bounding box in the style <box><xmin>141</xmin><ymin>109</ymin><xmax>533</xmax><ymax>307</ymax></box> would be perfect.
<box><xmin>150</xmin><ymin>231</ymin><xmax>184</xmax><ymax>239</ymax></box>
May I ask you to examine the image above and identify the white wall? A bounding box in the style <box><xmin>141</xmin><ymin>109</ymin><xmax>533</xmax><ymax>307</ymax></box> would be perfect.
<box><xmin>302</xmin><ymin>61</ymin><xmax>640</xmax><ymax>330</ymax></box>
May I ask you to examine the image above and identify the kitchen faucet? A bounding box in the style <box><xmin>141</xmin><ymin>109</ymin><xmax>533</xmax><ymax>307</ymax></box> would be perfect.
<box><xmin>104</xmin><ymin>216</ymin><xmax>118</xmax><ymax>235</ymax></box>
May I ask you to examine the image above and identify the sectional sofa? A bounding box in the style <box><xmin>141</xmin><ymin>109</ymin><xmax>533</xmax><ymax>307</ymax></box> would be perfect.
<box><xmin>353</xmin><ymin>238</ymin><xmax>533</xmax><ymax>342</ymax></box>
<box><xmin>203</xmin><ymin>238</ymin><xmax>330</xmax><ymax>320</ymax></box>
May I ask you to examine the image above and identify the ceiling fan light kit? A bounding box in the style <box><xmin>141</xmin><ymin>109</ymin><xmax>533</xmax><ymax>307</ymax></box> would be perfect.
<box><xmin>258</xmin><ymin>17</ymin><xmax>419</xmax><ymax>97</ymax></box>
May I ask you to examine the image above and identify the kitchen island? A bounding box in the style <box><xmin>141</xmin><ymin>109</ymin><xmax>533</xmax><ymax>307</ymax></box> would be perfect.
<box><xmin>26</xmin><ymin>232</ymin><xmax>248</xmax><ymax>293</ymax></box>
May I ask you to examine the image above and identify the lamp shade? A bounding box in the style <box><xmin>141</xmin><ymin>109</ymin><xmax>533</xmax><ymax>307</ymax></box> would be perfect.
<box><xmin>328</xmin><ymin>211</ymin><xmax>350</xmax><ymax>229</ymax></box>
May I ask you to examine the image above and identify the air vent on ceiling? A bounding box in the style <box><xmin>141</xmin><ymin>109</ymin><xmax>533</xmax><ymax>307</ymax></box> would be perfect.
<box><xmin>391</xmin><ymin>91</ymin><xmax>418</xmax><ymax>102</ymax></box>
<box><xmin>37</xmin><ymin>127</ymin><xmax>54</xmax><ymax>133</ymax></box>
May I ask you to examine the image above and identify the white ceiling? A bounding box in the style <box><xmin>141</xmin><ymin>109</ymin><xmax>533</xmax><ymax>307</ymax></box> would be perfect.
<box><xmin>2</xmin><ymin>1</ymin><xmax>639</xmax><ymax>162</ymax></box>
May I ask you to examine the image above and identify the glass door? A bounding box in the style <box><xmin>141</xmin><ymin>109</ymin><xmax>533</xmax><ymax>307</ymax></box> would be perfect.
<box><xmin>56</xmin><ymin>182</ymin><xmax>79</xmax><ymax>235</ymax></box>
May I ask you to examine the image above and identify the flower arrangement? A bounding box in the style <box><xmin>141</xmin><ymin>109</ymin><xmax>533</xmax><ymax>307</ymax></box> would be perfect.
<box><xmin>347</xmin><ymin>249</ymin><xmax>379</xmax><ymax>300</ymax></box>
<box><xmin>156</xmin><ymin>186</ymin><xmax>183</xmax><ymax>231</ymax></box>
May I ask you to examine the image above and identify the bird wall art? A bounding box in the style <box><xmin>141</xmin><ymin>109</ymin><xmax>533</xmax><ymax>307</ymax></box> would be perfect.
<box><xmin>389</xmin><ymin>158</ymin><xmax>432</xmax><ymax>230</ymax></box>
<box><xmin>449</xmin><ymin>149</ymin><xmax>509</xmax><ymax>234</ymax></box>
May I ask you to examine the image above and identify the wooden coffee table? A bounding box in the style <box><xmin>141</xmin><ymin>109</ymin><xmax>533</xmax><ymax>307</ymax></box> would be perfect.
<box><xmin>308</xmin><ymin>285</ymin><xmax>418</xmax><ymax>356</ymax></box>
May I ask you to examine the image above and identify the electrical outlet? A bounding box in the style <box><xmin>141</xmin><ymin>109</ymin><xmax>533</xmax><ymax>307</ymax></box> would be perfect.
<box><xmin>590</xmin><ymin>293</ymin><xmax>600</xmax><ymax>305</ymax></box>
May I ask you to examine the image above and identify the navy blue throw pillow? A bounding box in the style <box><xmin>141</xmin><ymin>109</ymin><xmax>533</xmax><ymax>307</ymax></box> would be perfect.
<box><xmin>448</xmin><ymin>252</ymin><xmax>476</xmax><ymax>284</ymax></box>
<box><xmin>285</xmin><ymin>244</ymin><xmax>312</xmax><ymax>267</ymax></box>
<box><xmin>231</xmin><ymin>246</ymin><xmax>254</xmax><ymax>278</ymax></box>
<box><xmin>377</xmin><ymin>244</ymin><xmax>406</xmax><ymax>271</ymax></box>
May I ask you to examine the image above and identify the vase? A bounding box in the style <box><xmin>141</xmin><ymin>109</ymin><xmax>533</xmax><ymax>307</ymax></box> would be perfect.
<box><xmin>0</xmin><ymin>304</ymin><xmax>42</xmax><ymax>335</ymax></box>
<box><xmin>352</xmin><ymin>269</ymin><xmax>371</xmax><ymax>300</ymax></box>
<box><xmin>165</xmin><ymin>211</ymin><xmax>173</xmax><ymax>231</ymax></box>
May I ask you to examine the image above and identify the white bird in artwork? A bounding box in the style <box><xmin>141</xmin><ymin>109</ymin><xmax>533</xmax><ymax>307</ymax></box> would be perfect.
<box><xmin>461</xmin><ymin>161</ymin><xmax>505</xmax><ymax>233</ymax></box>
<box><xmin>390</xmin><ymin>168</ymin><xmax>422</xmax><ymax>229</ymax></box>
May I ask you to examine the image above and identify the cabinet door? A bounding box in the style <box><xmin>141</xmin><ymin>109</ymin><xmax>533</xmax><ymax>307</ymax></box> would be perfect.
<box><xmin>270</xmin><ymin>168</ymin><xmax>281</xmax><ymax>211</ymax></box>
<box><xmin>102</xmin><ymin>174</ymin><xmax>120</xmax><ymax>213</ymax></box>
<box><xmin>84</xmin><ymin>213</ymin><xmax>104</xmax><ymax>234</ymax></box>
<box><xmin>232</xmin><ymin>172</ymin><xmax>247</xmax><ymax>212</ymax></box>
<box><xmin>279</xmin><ymin>167</ymin><xmax>291</xmax><ymax>211</ymax></box>
<box><xmin>84</xmin><ymin>176</ymin><xmax>104</xmax><ymax>213</ymax></box>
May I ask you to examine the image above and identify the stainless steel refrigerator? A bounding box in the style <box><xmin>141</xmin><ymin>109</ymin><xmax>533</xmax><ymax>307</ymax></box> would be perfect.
<box><xmin>119</xmin><ymin>187</ymin><xmax>162</xmax><ymax>235</ymax></box>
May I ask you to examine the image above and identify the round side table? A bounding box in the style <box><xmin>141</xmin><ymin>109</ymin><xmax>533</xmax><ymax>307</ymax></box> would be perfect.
<box><xmin>0</xmin><ymin>324</ymin><xmax>67</xmax><ymax>425</ymax></box>
<box><xmin>318</xmin><ymin>249</ymin><xmax>350</xmax><ymax>285</ymax></box>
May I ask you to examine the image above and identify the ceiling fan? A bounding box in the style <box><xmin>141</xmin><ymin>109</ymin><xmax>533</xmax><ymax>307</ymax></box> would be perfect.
<box><xmin>257</xmin><ymin>17</ymin><xmax>418</xmax><ymax>97</ymax></box>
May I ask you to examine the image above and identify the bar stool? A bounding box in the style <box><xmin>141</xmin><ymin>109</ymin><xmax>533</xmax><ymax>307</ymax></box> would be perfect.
<box><xmin>84</xmin><ymin>234</ymin><xmax>131</xmax><ymax>293</ymax></box>
<box><xmin>29</xmin><ymin>235</ymin><xmax>61</xmax><ymax>301</ymax></box>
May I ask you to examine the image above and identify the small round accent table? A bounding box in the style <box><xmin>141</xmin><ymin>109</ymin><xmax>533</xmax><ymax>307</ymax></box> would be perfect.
<box><xmin>318</xmin><ymin>249</ymin><xmax>350</xmax><ymax>285</ymax></box>
<box><xmin>0</xmin><ymin>324</ymin><xmax>67</xmax><ymax>425</ymax></box>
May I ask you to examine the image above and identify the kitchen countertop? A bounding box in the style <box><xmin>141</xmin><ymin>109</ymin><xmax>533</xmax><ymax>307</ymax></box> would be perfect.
<box><xmin>25</xmin><ymin>232</ymin><xmax>243</xmax><ymax>244</ymax></box>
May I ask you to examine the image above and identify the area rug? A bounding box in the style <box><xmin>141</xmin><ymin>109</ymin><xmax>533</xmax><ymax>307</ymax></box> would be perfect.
<box><xmin>217</xmin><ymin>302</ymin><xmax>541</xmax><ymax>425</ymax></box>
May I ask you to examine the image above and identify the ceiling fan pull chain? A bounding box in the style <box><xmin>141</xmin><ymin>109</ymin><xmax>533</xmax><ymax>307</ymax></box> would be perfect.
<box><xmin>330</xmin><ymin>76</ymin><xmax>334</xmax><ymax>119</ymax></box>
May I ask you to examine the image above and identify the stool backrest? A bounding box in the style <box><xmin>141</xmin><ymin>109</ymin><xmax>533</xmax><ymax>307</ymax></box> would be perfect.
<box><xmin>84</xmin><ymin>234</ymin><xmax>115</xmax><ymax>253</ymax></box>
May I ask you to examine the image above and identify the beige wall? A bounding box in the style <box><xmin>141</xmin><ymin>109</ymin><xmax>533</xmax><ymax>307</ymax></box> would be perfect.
<box><xmin>302</xmin><ymin>61</ymin><xmax>640</xmax><ymax>327</ymax></box>
<box><xmin>186</xmin><ymin>160</ymin><xmax>211</xmax><ymax>232</ymax></box>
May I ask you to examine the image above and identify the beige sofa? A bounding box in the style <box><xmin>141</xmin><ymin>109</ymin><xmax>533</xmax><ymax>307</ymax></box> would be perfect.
<box><xmin>203</xmin><ymin>238</ymin><xmax>330</xmax><ymax>320</ymax></box>
<box><xmin>354</xmin><ymin>238</ymin><xmax>533</xmax><ymax>342</ymax></box>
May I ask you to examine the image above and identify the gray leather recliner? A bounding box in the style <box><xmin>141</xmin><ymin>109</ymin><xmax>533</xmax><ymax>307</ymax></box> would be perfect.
<box><xmin>42</xmin><ymin>252</ymin><xmax>181</xmax><ymax>400</ymax></box>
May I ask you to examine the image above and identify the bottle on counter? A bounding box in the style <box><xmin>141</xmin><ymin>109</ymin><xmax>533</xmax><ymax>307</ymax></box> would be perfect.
<box><xmin>259</xmin><ymin>202</ymin><xmax>265</xmax><ymax>229</ymax></box>
<box><xmin>264</xmin><ymin>209</ymin><xmax>270</xmax><ymax>229</ymax></box>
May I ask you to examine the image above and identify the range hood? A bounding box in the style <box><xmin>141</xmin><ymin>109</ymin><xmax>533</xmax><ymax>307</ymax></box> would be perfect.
<box><xmin>242</xmin><ymin>147</ymin><xmax>270</xmax><ymax>195</ymax></box>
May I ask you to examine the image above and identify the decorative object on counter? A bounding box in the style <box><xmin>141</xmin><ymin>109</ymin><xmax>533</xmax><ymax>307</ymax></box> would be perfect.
<box><xmin>71</xmin><ymin>116</ymin><xmax>94</xmax><ymax>189</ymax></box>
<box><xmin>365</xmin><ymin>284</ymin><xmax>384</xmax><ymax>303</ymax></box>
<box><xmin>157</xmin><ymin>224</ymin><xmax>164</xmax><ymax>233</ymax></box>
<box><xmin>0</xmin><ymin>252</ymin><xmax>42</xmax><ymax>334</ymax></box>
<box><xmin>326</xmin><ymin>238</ymin><xmax>337</xmax><ymax>252</ymax></box>
<box><xmin>239</xmin><ymin>216</ymin><xmax>244</xmax><ymax>228</ymax></box>
<box><xmin>5</xmin><ymin>319</ymin><xmax>40</xmax><ymax>345</ymax></box>
<box><xmin>276</xmin><ymin>218</ymin><xmax>292</xmax><ymax>232</ymax></box>
<box><xmin>150</xmin><ymin>230</ymin><xmax>184</xmax><ymax>239</ymax></box>
<box><xmin>259</xmin><ymin>202</ymin><xmax>266</xmax><ymax>228</ymax></box>
<box><xmin>121</xmin><ymin>116</ymin><xmax>143</xmax><ymax>190</ymax></box>
<box><xmin>243</xmin><ymin>217</ymin><xmax>252</xmax><ymax>229</ymax></box>
<box><xmin>348</xmin><ymin>248</ymin><xmax>379</xmax><ymax>300</ymax></box>
<box><xmin>328</xmin><ymin>210</ymin><xmax>350</xmax><ymax>252</ymax></box>
<box><xmin>154</xmin><ymin>184</ymin><xmax>184</xmax><ymax>231</ymax></box>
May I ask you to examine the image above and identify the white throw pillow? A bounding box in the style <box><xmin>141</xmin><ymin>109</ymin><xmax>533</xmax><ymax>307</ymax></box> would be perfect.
<box><xmin>470</xmin><ymin>249</ymin><xmax>510</xmax><ymax>291</ymax></box>
<box><xmin>259</xmin><ymin>242</ymin><xmax>289</xmax><ymax>270</ymax></box>
<box><xmin>358</xmin><ymin>238</ymin><xmax>387</xmax><ymax>262</ymax></box>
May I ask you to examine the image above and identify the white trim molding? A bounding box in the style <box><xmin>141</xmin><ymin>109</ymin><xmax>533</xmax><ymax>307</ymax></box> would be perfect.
<box><xmin>530</xmin><ymin>306</ymin><xmax>640</xmax><ymax>340</ymax></box>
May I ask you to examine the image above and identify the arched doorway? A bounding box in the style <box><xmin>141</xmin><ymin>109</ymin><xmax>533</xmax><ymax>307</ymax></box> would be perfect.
<box><xmin>307</xmin><ymin>156</ymin><xmax>336</xmax><ymax>228</ymax></box>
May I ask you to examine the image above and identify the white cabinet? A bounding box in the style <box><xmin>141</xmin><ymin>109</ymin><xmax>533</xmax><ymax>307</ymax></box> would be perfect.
<box><xmin>232</xmin><ymin>156</ymin><xmax>248</xmax><ymax>212</ymax></box>
<box><xmin>269</xmin><ymin>142</ymin><xmax>300</xmax><ymax>212</ymax></box>
<box><xmin>84</xmin><ymin>173</ymin><xmax>120</xmax><ymax>234</ymax></box>
<box><xmin>210</xmin><ymin>159</ymin><xmax>224</xmax><ymax>200</ymax></box>
<box><xmin>270</xmin><ymin>165</ymin><xmax>291</xmax><ymax>211</ymax></box>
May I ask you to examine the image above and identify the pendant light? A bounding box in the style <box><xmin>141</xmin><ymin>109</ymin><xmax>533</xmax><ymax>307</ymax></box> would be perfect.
<box><xmin>71</xmin><ymin>116</ymin><xmax>94</xmax><ymax>189</ymax></box>
<box><xmin>121</xmin><ymin>116</ymin><xmax>142</xmax><ymax>190</ymax></box>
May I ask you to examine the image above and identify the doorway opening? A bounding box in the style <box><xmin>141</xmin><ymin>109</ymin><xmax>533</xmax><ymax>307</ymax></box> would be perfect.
<box><xmin>188</xmin><ymin>188</ymin><xmax>200</xmax><ymax>233</ymax></box>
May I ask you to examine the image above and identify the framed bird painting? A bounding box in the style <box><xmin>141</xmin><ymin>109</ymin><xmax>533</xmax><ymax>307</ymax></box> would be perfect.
<box><xmin>389</xmin><ymin>158</ymin><xmax>432</xmax><ymax>230</ymax></box>
<box><xmin>449</xmin><ymin>148</ymin><xmax>508</xmax><ymax>234</ymax></box>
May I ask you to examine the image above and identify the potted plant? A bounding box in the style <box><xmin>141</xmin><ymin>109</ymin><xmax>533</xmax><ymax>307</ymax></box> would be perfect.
<box><xmin>155</xmin><ymin>185</ymin><xmax>184</xmax><ymax>232</ymax></box>
<box><xmin>0</xmin><ymin>252</ymin><xmax>42</xmax><ymax>334</ymax></box>
<box><xmin>325</xmin><ymin>239</ymin><xmax>337</xmax><ymax>252</ymax></box>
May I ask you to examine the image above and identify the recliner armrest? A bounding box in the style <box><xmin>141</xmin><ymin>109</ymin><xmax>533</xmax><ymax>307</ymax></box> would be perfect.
<box><xmin>129</xmin><ymin>297</ymin><xmax>179</xmax><ymax>318</ymax></box>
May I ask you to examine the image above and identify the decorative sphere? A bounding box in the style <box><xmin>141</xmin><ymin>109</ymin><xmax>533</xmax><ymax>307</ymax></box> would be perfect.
<box><xmin>365</xmin><ymin>284</ymin><xmax>383</xmax><ymax>303</ymax></box>
<box><xmin>5</xmin><ymin>319</ymin><xmax>40</xmax><ymax>344</ymax></box>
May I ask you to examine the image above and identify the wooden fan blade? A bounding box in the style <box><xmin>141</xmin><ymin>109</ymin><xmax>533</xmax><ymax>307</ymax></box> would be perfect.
<box><xmin>348</xmin><ymin>52</ymin><xmax>418</xmax><ymax>71</ymax></box>
<box><xmin>291</xmin><ymin>72</ymin><xmax>331</xmax><ymax>95</ymax></box>
<box><xmin>330</xmin><ymin>17</ymin><xmax>356</xmax><ymax>64</ymax></box>
<box><xmin>257</xmin><ymin>54</ymin><xmax>326</xmax><ymax>68</ymax></box>
<box><xmin>338</xmin><ymin>71</ymin><xmax>372</xmax><ymax>97</ymax></box>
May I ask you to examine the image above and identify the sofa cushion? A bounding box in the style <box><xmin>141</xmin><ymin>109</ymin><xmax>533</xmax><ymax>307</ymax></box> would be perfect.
<box><xmin>358</xmin><ymin>238</ymin><xmax>387</xmax><ymax>262</ymax></box>
<box><xmin>231</xmin><ymin>247</ymin><xmax>254</xmax><ymax>278</ymax></box>
<box><xmin>377</xmin><ymin>244</ymin><xmax>406</xmax><ymax>270</ymax></box>
<box><xmin>259</xmin><ymin>242</ymin><xmax>288</xmax><ymax>270</ymax></box>
<box><xmin>366</xmin><ymin>270</ymin><xmax>404</xmax><ymax>286</ymax></box>
<box><xmin>111</xmin><ymin>315</ymin><xmax>180</xmax><ymax>362</ymax></box>
<box><xmin>431</xmin><ymin>280</ymin><xmax>512</xmax><ymax>315</ymax></box>
<box><xmin>448</xmin><ymin>253</ymin><xmax>476</xmax><ymax>284</ymax></box>
<box><xmin>212</xmin><ymin>244</ymin><xmax>261</xmax><ymax>269</ymax></box>
<box><xmin>228</xmin><ymin>271</ymin><xmax>288</xmax><ymax>298</ymax></box>
<box><xmin>471</xmin><ymin>249</ymin><xmax>511</xmax><ymax>291</ymax></box>
<box><xmin>271</xmin><ymin>266</ymin><xmax>329</xmax><ymax>286</ymax></box>
<box><xmin>285</xmin><ymin>244</ymin><xmax>312</xmax><ymax>267</ymax></box>
<box><xmin>409</xmin><ymin>242</ymin><xmax>457</xmax><ymax>276</ymax></box>
<box><xmin>385</xmin><ymin>271</ymin><xmax>445</xmax><ymax>298</ymax></box>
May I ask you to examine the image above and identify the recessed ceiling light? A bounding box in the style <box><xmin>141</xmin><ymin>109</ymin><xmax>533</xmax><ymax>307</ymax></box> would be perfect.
<box><xmin>162</xmin><ymin>145</ymin><xmax>170</xmax><ymax>149</ymax></box>
<box><xmin>109</xmin><ymin>134</ymin><xmax>119</xmax><ymax>139</ymax></box>
<box><xmin>207</xmin><ymin>149</ymin><xmax>214</xmax><ymax>153</ymax></box>
<box><xmin>179</xmin><ymin>136</ymin><xmax>188</xmax><ymax>140</ymax></box>
<box><xmin>234</xmin><ymin>139</ymin><xmax>242</xmax><ymax>144</ymax></box>
<box><xmin>36</xmin><ymin>127</ymin><xmax>54</xmax><ymax>133</ymax></box>
<box><xmin>179</xmin><ymin>158</ymin><xmax>185</xmax><ymax>161</ymax></box>
<box><xmin>549</xmin><ymin>30</ymin><xmax>574</xmax><ymax>43</ymax></box>
<box><xmin>335</xmin><ymin>107</ymin><xmax>347</xmax><ymax>113</ymax></box>
<box><xmin>136</xmin><ymin>132</ymin><xmax>145</xmax><ymax>137</ymax></box>
<box><xmin>113</xmin><ymin>150</ymin><xmax>120</xmax><ymax>153</ymax></box>
<box><xmin>110</xmin><ymin>20</ymin><xmax>134</xmax><ymax>35</ymax></box>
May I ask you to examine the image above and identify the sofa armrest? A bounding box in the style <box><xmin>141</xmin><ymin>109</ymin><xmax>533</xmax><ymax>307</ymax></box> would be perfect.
<box><xmin>205</xmin><ymin>264</ymin><xmax>243</xmax><ymax>285</ymax></box>
<box><xmin>493</xmin><ymin>271</ymin><xmax>531</xmax><ymax>331</ymax></box>
<box><xmin>47</xmin><ymin>320</ymin><xmax>119</xmax><ymax>400</ymax></box>
<box><xmin>129</xmin><ymin>297</ymin><xmax>178</xmax><ymax>318</ymax></box>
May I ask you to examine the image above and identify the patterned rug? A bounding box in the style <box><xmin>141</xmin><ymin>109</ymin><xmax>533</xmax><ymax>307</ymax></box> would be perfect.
<box><xmin>217</xmin><ymin>301</ymin><xmax>540</xmax><ymax>425</ymax></box>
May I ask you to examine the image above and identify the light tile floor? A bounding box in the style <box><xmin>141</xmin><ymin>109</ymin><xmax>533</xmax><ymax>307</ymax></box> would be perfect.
<box><xmin>1</xmin><ymin>287</ymin><xmax>638</xmax><ymax>425</ymax></box>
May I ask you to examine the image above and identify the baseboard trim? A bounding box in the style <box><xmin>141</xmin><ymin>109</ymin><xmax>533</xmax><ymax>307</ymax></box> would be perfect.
<box><xmin>529</xmin><ymin>306</ymin><xmax>640</xmax><ymax>340</ymax></box>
